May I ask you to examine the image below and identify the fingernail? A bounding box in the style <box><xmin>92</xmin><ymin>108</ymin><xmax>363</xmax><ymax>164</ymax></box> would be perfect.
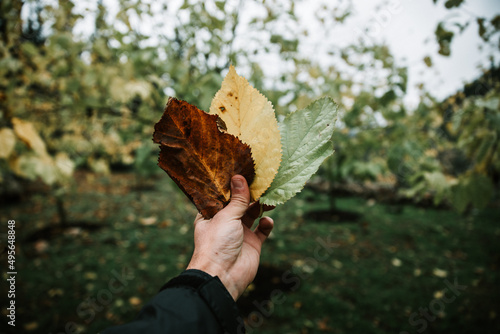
<box><xmin>232</xmin><ymin>177</ymin><xmax>243</xmax><ymax>189</ymax></box>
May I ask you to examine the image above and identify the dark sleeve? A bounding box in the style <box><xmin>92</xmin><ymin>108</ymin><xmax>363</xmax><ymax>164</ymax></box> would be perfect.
<box><xmin>101</xmin><ymin>269</ymin><xmax>245</xmax><ymax>334</ymax></box>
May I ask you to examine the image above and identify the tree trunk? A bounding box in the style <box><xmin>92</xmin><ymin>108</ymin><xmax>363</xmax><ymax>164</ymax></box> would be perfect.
<box><xmin>55</xmin><ymin>195</ymin><xmax>68</xmax><ymax>226</ymax></box>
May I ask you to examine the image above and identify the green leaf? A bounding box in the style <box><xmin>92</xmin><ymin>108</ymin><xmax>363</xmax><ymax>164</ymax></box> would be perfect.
<box><xmin>469</xmin><ymin>173</ymin><xmax>494</xmax><ymax>209</ymax></box>
<box><xmin>423</xmin><ymin>56</ymin><xmax>433</xmax><ymax>68</ymax></box>
<box><xmin>260</xmin><ymin>97</ymin><xmax>338</xmax><ymax>205</ymax></box>
<box><xmin>450</xmin><ymin>180</ymin><xmax>469</xmax><ymax>213</ymax></box>
<box><xmin>444</xmin><ymin>0</ymin><xmax>464</xmax><ymax>9</ymax></box>
<box><xmin>474</xmin><ymin>131</ymin><xmax>496</xmax><ymax>165</ymax></box>
<box><xmin>435</xmin><ymin>22</ymin><xmax>454</xmax><ymax>56</ymax></box>
<box><xmin>450</xmin><ymin>173</ymin><xmax>494</xmax><ymax>213</ymax></box>
<box><xmin>423</xmin><ymin>171</ymin><xmax>450</xmax><ymax>205</ymax></box>
<box><xmin>491</xmin><ymin>15</ymin><xmax>500</xmax><ymax>30</ymax></box>
<box><xmin>180</xmin><ymin>0</ymin><xmax>190</xmax><ymax>10</ymax></box>
<box><xmin>215</xmin><ymin>1</ymin><xmax>225</xmax><ymax>11</ymax></box>
<box><xmin>477</xmin><ymin>18</ymin><xmax>487</xmax><ymax>41</ymax></box>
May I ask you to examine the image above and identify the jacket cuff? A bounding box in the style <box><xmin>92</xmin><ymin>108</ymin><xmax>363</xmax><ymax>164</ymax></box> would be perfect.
<box><xmin>161</xmin><ymin>269</ymin><xmax>244</xmax><ymax>333</ymax></box>
<box><xmin>159</xmin><ymin>269</ymin><xmax>213</xmax><ymax>292</ymax></box>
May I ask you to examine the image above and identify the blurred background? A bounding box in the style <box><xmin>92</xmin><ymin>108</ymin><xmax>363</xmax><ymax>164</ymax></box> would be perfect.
<box><xmin>0</xmin><ymin>0</ymin><xmax>499</xmax><ymax>333</ymax></box>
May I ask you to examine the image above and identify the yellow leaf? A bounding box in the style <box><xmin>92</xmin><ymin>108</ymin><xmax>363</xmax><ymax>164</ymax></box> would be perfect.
<box><xmin>433</xmin><ymin>290</ymin><xmax>444</xmax><ymax>299</ymax></box>
<box><xmin>129</xmin><ymin>296</ymin><xmax>142</xmax><ymax>306</ymax></box>
<box><xmin>88</xmin><ymin>157</ymin><xmax>110</xmax><ymax>175</ymax></box>
<box><xmin>84</xmin><ymin>272</ymin><xmax>98</xmax><ymax>280</ymax></box>
<box><xmin>433</xmin><ymin>268</ymin><xmax>448</xmax><ymax>278</ymax></box>
<box><xmin>391</xmin><ymin>258</ymin><xmax>402</xmax><ymax>267</ymax></box>
<box><xmin>0</xmin><ymin>128</ymin><xmax>16</xmax><ymax>159</ymax></box>
<box><xmin>24</xmin><ymin>322</ymin><xmax>39</xmax><ymax>331</ymax></box>
<box><xmin>9</xmin><ymin>154</ymin><xmax>59</xmax><ymax>185</ymax></box>
<box><xmin>55</xmin><ymin>152</ymin><xmax>75</xmax><ymax>177</ymax></box>
<box><xmin>209</xmin><ymin>66</ymin><xmax>282</xmax><ymax>200</ymax></box>
<box><xmin>110</xmin><ymin>78</ymin><xmax>151</xmax><ymax>103</ymax></box>
<box><xmin>139</xmin><ymin>216</ymin><xmax>157</xmax><ymax>226</ymax></box>
<box><xmin>12</xmin><ymin>118</ymin><xmax>48</xmax><ymax>157</ymax></box>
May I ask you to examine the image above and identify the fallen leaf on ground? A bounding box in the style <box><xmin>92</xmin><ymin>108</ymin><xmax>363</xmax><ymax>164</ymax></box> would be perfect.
<box><xmin>433</xmin><ymin>268</ymin><xmax>448</xmax><ymax>278</ymax></box>
<box><xmin>139</xmin><ymin>216</ymin><xmax>157</xmax><ymax>226</ymax></box>
<box><xmin>24</xmin><ymin>322</ymin><xmax>39</xmax><ymax>331</ymax></box>
<box><xmin>129</xmin><ymin>296</ymin><xmax>142</xmax><ymax>306</ymax></box>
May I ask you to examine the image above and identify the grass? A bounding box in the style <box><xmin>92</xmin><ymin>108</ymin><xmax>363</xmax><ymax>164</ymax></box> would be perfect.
<box><xmin>1</xmin><ymin>171</ymin><xmax>499</xmax><ymax>334</ymax></box>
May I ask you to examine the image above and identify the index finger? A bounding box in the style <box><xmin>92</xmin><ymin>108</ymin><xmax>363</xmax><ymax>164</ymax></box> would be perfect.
<box><xmin>193</xmin><ymin>213</ymin><xmax>206</xmax><ymax>227</ymax></box>
<box><xmin>242</xmin><ymin>202</ymin><xmax>275</xmax><ymax>229</ymax></box>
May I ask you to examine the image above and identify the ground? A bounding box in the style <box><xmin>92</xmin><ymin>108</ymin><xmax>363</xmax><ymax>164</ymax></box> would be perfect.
<box><xmin>0</xmin><ymin>170</ymin><xmax>499</xmax><ymax>334</ymax></box>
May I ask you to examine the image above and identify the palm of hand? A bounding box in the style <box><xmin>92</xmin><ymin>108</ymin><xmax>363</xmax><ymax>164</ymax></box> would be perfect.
<box><xmin>189</xmin><ymin>200</ymin><xmax>273</xmax><ymax>300</ymax></box>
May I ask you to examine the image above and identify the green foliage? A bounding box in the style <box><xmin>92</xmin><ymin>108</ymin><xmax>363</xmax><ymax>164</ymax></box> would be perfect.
<box><xmin>432</xmin><ymin>0</ymin><xmax>499</xmax><ymax>57</ymax></box>
<box><xmin>1</xmin><ymin>0</ymin><xmax>164</xmax><ymax>179</ymax></box>
<box><xmin>435</xmin><ymin>22</ymin><xmax>455</xmax><ymax>56</ymax></box>
<box><xmin>0</xmin><ymin>0</ymin><xmax>498</xmax><ymax>214</ymax></box>
<box><xmin>444</xmin><ymin>0</ymin><xmax>465</xmax><ymax>9</ymax></box>
<box><xmin>133</xmin><ymin>142</ymin><xmax>158</xmax><ymax>178</ymax></box>
<box><xmin>451</xmin><ymin>173</ymin><xmax>494</xmax><ymax>213</ymax></box>
<box><xmin>386</xmin><ymin>67</ymin><xmax>500</xmax><ymax>211</ymax></box>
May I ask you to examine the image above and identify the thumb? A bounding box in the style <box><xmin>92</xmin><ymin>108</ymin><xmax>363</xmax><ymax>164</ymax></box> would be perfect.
<box><xmin>223</xmin><ymin>175</ymin><xmax>251</xmax><ymax>219</ymax></box>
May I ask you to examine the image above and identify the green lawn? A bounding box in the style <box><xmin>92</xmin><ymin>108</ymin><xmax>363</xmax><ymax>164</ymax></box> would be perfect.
<box><xmin>1</xmin><ymin>171</ymin><xmax>499</xmax><ymax>333</ymax></box>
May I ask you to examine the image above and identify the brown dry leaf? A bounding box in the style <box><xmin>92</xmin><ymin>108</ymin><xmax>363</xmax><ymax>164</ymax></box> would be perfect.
<box><xmin>34</xmin><ymin>240</ymin><xmax>50</xmax><ymax>253</ymax></box>
<box><xmin>209</xmin><ymin>65</ymin><xmax>281</xmax><ymax>201</ymax></box>
<box><xmin>153</xmin><ymin>97</ymin><xmax>255</xmax><ymax>219</ymax></box>
<box><xmin>317</xmin><ymin>317</ymin><xmax>330</xmax><ymax>331</ymax></box>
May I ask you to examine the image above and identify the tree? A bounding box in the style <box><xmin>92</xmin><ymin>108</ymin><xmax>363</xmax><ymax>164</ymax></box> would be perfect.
<box><xmin>1</xmin><ymin>0</ymin><xmax>497</xmax><ymax>219</ymax></box>
<box><xmin>432</xmin><ymin>0</ymin><xmax>499</xmax><ymax>57</ymax></box>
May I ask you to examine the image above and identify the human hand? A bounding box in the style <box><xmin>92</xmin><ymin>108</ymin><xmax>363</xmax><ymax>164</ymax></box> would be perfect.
<box><xmin>186</xmin><ymin>175</ymin><xmax>274</xmax><ymax>301</ymax></box>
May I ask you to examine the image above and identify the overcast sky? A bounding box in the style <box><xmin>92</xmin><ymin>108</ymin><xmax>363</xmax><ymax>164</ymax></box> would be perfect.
<box><xmin>349</xmin><ymin>0</ymin><xmax>500</xmax><ymax>105</ymax></box>
<box><xmin>249</xmin><ymin>0</ymin><xmax>500</xmax><ymax>106</ymax></box>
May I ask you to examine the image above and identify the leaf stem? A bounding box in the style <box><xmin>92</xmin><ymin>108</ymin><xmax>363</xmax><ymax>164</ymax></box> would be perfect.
<box><xmin>258</xmin><ymin>202</ymin><xmax>264</xmax><ymax>219</ymax></box>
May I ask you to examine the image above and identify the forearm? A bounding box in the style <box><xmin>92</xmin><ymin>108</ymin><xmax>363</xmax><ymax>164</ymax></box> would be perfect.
<box><xmin>102</xmin><ymin>270</ymin><xmax>244</xmax><ymax>334</ymax></box>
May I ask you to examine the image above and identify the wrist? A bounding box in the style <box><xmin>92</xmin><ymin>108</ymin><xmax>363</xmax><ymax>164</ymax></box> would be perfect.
<box><xmin>217</xmin><ymin>271</ymin><xmax>240</xmax><ymax>301</ymax></box>
<box><xmin>187</xmin><ymin>260</ymin><xmax>241</xmax><ymax>300</ymax></box>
